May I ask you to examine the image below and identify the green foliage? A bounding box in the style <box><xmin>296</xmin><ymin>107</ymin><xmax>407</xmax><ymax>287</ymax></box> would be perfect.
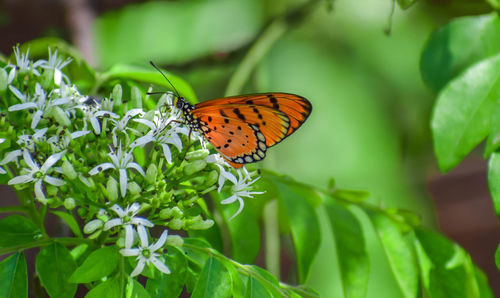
<box><xmin>0</xmin><ymin>253</ymin><xmax>28</xmax><ymax>298</ymax></box>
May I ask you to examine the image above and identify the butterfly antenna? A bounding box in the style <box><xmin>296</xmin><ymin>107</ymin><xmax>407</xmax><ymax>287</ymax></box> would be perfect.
<box><xmin>149</xmin><ymin>61</ymin><xmax>181</xmax><ymax>98</ymax></box>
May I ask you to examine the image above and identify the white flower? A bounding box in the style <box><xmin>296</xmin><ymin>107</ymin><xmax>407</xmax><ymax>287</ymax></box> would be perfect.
<box><xmin>221</xmin><ymin>169</ymin><xmax>264</xmax><ymax>220</ymax></box>
<box><xmin>131</xmin><ymin>112</ymin><xmax>184</xmax><ymax>164</ymax></box>
<box><xmin>9</xmin><ymin>83</ymin><xmax>70</xmax><ymax>129</ymax></box>
<box><xmin>89</xmin><ymin>144</ymin><xmax>145</xmax><ymax>197</ymax></box>
<box><xmin>39</xmin><ymin>48</ymin><xmax>71</xmax><ymax>85</ymax></box>
<box><xmin>8</xmin><ymin>150</ymin><xmax>65</xmax><ymax>203</ymax></box>
<box><xmin>47</xmin><ymin>130</ymin><xmax>90</xmax><ymax>152</ymax></box>
<box><xmin>206</xmin><ymin>153</ymin><xmax>234</xmax><ymax>192</ymax></box>
<box><xmin>109</xmin><ymin>109</ymin><xmax>144</xmax><ymax>145</ymax></box>
<box><xmin>16</xmin><ymin>128</ymin><xmax>48</xmax><ymax>152</ymax></box>
<box><xmin>104</xmin><ymin>203</ymin><xmax>153</xmax><ymax>248</ymax></box>
<box><xmin>9</xmin><ymin>47</ymin><xmax>43</xmax><ymax>76</ymax></box>
<box><xmin>0</xmin><ymin>139</ymin><xmax>6</xmax><ymax>174</ymax></box>
<box><xmin>120</xmin><ymin>226</ymin><xmax>170</xmax><ymax>277</ymax></box>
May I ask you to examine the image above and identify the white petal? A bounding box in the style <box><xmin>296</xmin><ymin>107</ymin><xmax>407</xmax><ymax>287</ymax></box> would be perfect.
<box><xmin>150</xmin><ymin>230</ymin><xmax>169</xmax><ymax>251</ymax></box>
<box><xmin>8</xmin><ymin>174</ymin><xmax>34</xmax><ymax>185</ymax></box>
<box><xmin>8</xmin><ymin>103</ymin><xmax>36</xmax><ymax>111</ymax></box>
<box><xmin>130</xmin><ymin>258</ymin><xmax>146</xmax><ymax>277</ymax></box>
<box><xmin>166</xmin><ymin>133</ymin><xmax>183</xmax><ymax>151</ymax></box>
<box><xmin>131</xmin><ymin>218</ymin><xmax>154</xmax><ymax>227</ymax></box>
<box><xmin>88</xmin><ymin>163</ymin><xmax>115</xmax><ymax>175</ymax></box>
<box><xmin>104</xmin><ymin>218</ymin><xmax>123</xmax><ymax>230</ymax></box>
<box><xmin>31</xmin><ymin>110</ymin><xmax>44</xmax><ymax>129</ymax></box>
<box><xmin>23</xmin><ymin>150</ymin><xmax>38</xmax><ymax>171</ymax></box>
<box><xmin>133</xmin><ymin>118</ymin><xmax>156</xmax><ymax>130</ymax></box>
<box><xmin>41</xmin><ymin>151</ymin><xmax>65</xmax><ymax>172</ymax></box>
<box><xmin>70</xmin><ymin>130</ymin><xmax>90</xmax><ymax>139</ymax></box>
<box><xmin>125</xmin><ymin>224</ymin><xmax>134</xmax><ymax>249</ymax></box>
<box><xmin>1</xmin><ymin>150</ymin><xmax>22</xmax><ymax>165</ymax></box>
<box><xmin>34</xmin><ymin>180</ymin><xmax>45</xmax><ymax>200</ymax></box>
<box><xmin>137</xmin><ymin>225</ymin><xmax>149</xmax><ymax>247</ymax></box>
<box><xmin>221</xmin><ymin>194</ymin><xmax>238</xmax><ymax>205</ymax></box>
<box><xmin>44</xmin><ymin>175</ymin><xmax>65</xmax><ymax>186</ymax></box>
<box><xmin>54</xmin><ymin>69</ymin><xmax>62</xmax><ymax>85</ymax></box>
<box><xmin>120</xmin><ymin>248</ymin><xmax>140</xmax><ymax>257</ymax></box>
<box><xmin>0</xmin><ymin>167</ymin><xmax>6</xmax><ymax>174</ymax></box>
<box><xmin>227</xmin><ymin>197</ymin><xmax>245</xmax><ymax>221</ymax></box>
<box><xmin>110</xmin><ymin>204</ymin><xmax>126</xmax><ymax>217</ymax></box>
<box><xmin>161</xmin><ymin>144</ymin><xmax>172</xmax><ymax>164</ymax></box>
<box><xmin>90</xmin><ymin>117</ymin><xmax>101</xmax><ymax>134</ymax></box>
<box><xmin>126</xmin><ymin>163</ymin><xmax>145</xmax><ymax>176</ymax></box>
<box><xmin>130</xmin><ymin>135</ymin><xmax>154</xmax><ymax>148</ymax></box>
<box><xmin>221</xmin><ymin>169</ymin><xmax>237</xmax><ymax>185</ymax></box>
<box><xmin>125</xmin><ymin>109</ymin><xmax>144</xmax><ymax>119</ymax></box>
<box><xmin>151</xmin><ymin>257</ymin><xmax>170</xmax><ymax>274</ymax></box>
<box><xmin>119</xmin><ymin>168</ymin><xmax>128</xmax><ymax>197</ymax></box>
<box><xmin>8</xmin><ymin>85</ymin><xmax>25</xmax><ymax>101</ymax></box>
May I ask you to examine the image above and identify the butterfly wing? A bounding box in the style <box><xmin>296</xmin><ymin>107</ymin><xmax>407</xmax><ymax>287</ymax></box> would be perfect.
<box><xmin>190</xmin><ymin>93</ymin><xmax>311</xmax><ymax>167</ymax></box>
<box><xmin>195</xmin><ymin>93</ymin><xmax>312</xmax><ymax>137</ymax></box>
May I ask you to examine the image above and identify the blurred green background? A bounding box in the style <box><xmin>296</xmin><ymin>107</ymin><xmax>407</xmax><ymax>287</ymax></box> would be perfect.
<box><xmin>1</xmin><ymin>0</ymin><xmax>498</xmax><ymax>296</ymax></box>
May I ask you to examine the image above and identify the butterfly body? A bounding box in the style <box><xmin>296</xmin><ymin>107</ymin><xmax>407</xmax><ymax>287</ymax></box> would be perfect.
<box><xmin>174</xmin><ymin>93</ymin><xmax>312</xmax><ymax>168</ymax></box>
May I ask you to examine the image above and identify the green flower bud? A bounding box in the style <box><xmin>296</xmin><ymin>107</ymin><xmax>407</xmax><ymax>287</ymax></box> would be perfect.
<box><xmin>169</xmin><ymin>218</ymin><xmax>183</xmax><ymax>230</ymax></box>
<box><xmin>145</xmin><ymin>163</ymin><xmax>157</xmax><ymax>184</ymax></box>
<box><xmin>62</xmin><ymin>160</ymin><xmax>77</xmax><ymax>180</ymax></box>
<box><xmin>46</xmin><ymin>184</ymin><xmax>59</xmax><ymax>196</ymax></box>
<box><xmin>107</xmin><ymin>177</ymin><xmax>119</xmax><ymax>202</ymax></box>
<box><xmin>166</xmin><ymin>235</ymin><xmax>184</xmax><ymax>247</ymax></box>
<box><xmin>184</xmin><ymin>160</ymin><xmax>207</xmax><ymax>176</ymax></box>
<box><xmin>52</xmin><ymin>106</ymin><xmax>71</xmax><ymax>127</ymax></box>
<box><xmin>112</xmin><ymin>84</ymin><xmax>123</xmax><ymax>110</ymax></box>
<box><xmin>171</xmin><ymin>206</ymin><xmax>183</xmax><ymax>218</ymax></box>
<box><xmin>128</xmin><ymin>181</ymin><xmax>141</xmax><ymax>196</ymax></box>
<box><xmin>83</xmin><ymin>219</ymin><xmax>103</xmax><ymax>234</ymax></box>
<box><xmin>64</xmin><ymin>197</ymin><xmax>76</xmax><ymax>210</ymax></box>
<box><xmin>204</xmin><ymin>170</ymin><xmax>218</xmax><ymax>187</ymax></box>
<box><xmin>159</xmin><ymin>208</ymin><xmax>173</xmax><ymax>219</ymax></box>
<box><xmin>185</xmin><ymin>149</ymin><xmax>209</xmax><ymax>162</ymax></box>
<box><xmin>131</xmin><ymin>86</ymin><xmax>142</xmax><ymax>109</ymax></box>
<box><xmin>187</xmin><ymin>216</ymin><xmax>214</xmax><ymax>230</ymax></box>
<box><xmin>0</xmin><ymin>68</ymin><xmax>7</xmax><ymax>92</ymax></box>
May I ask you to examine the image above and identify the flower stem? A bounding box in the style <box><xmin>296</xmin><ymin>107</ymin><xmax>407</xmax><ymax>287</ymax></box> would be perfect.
<box><xmin>263</xmin><ymin>199</ymin><xmax>280</xmax><ymax>279</ymax></box>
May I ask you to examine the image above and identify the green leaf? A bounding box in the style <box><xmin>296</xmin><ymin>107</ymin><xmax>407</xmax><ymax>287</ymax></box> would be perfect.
<box><xmin>495</xmin><ymin>244</ymin><xmax>500</xmax><ymax>271</ymax></box>
<box><xmin>0</xmin><ymin>215</ymin><xmax>42</xmax><ymax>248</ymax></box>
<box><xmin>146</xmin><ymin>246</ymin><xmax>187</xmax><ymax>298</ymax></box>
<box><xmin>0</xmin><ymin>253</ymin><xmax>28</xmax><ymax>298</ymax></box>
<box><xmin>94</xmin><ymin>0</ymin><xmax>264</xmax><ymax>67</ymax></box>
<box><xmin>126</xmin><ymin>278</ymin><xmax>151</xmax><ymax>298</ymax></box>
<box><xmin>474</xmin><ymin>266</ymin><xmax>494</xmax><ymax>298</ymax></box>
<box><xmin>421</xmin><ymin>14</ymin><xmax>500</xmax><ymax>93</ymax></box>
<box><xmin>244</xmin><ymin>276</ymin><xmax>272</xmax><ymax>298</ymax></box>
<box><xmin>325</xmin><ymin>202</ymin><xmax>369</xmax><ymax>298</ymax></box>
<box><xmin>274</xmin><ymin>180</ymin><xmax>321</xmax><ymax>283</ymax></box>
<box><xmin>101</xmin><ymin>64</ymin><xmax>197</xmax><ymax>102</ymax></box>
<box><xmin>245</xmin><ymin>265</ymin><xmax>282</xmax><ymax>297</ymax></box>
<box><xmin>367</xmin><ymin>210</ymin><xmax>418</xmax><ymax>298</ymax></box>
<box><xmin>85</xmin><ymin>277</ymin><xmax>121</xmax><ymax>298</ymax></box>
<box><xmin>191</xmin><ymin>257</ymin><xmax>231</xmax><ymax>298</ymax></box>
<box><xmin>414</xmin><ymin>228</ymin><xmax>484</xmax><ymax>298</ymax></box>
<box><xmin>36</xmin><ymin>243</ymin><xmax>77</xmax><ymax>298</ymax></box>
<box><xmin>51</xmin><ymin>211</ymin><xmax>82</xmax><ymax>238</ymax></box>
<box><xmin>69</xmin><ymin>246</ymin><xmax>119</xmax><ymax>283</ymax></box>
<box><xmin>396</xmin><ymin>0</ymin><xmax>417</xmax><ymax>9</ymax></box>
<box><xmin>487</xmin><ymin>152</ymin><xmax>500</xmax><ymax>219</ymax></box>
<box><xmin>431</xmin><ymin>54</ymin><xmax>500</xmax><ymax>172</ymax></box>
<box><xmin>484</xmin><ymin>101</ymin><xmax>500</xmax><ymax>156</ymax></box>
<box><xmin>182</xmin><ymin>238</ymin><xmax>211</xmax><ymax>268</ymax></box>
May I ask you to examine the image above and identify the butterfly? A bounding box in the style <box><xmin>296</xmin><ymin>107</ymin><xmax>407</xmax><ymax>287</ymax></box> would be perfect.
<box><xmin>149</xmin><ymin>62</ymin><xmax>312</xmax><ymax>168</ymax></box>
<box><xmin>174</xmin><ymin>93</ymin><xmax>312</xmax><ymax>168</ymax></box>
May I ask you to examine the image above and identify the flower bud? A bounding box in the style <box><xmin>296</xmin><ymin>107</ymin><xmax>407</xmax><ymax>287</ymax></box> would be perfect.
<box><xmin>166</xmin><ymin>235</ymin><xmax>184</xmax><ymax>247</ymax></box>
<box><xmin>64</xmin><ymin>197</ymin><xmax>76</xmax><ymax>210</ymax></box>
<box><xmin>52</xmin><ymin>106</ymin><xmax>71</xmax><ymax>127</ymax></box>
<box><xmin>184</xmin><ymin>160</ymin><xmax>207</xmax><ymax>176</ymax></box>
<box><xmin>168</xmin><ymin>218</ymin><xmax>183</xmax><ymax>230</ymax></box>
<box><xmin>187</xmin><ymin>216</ymin><xmax>214</xmax><ymax>230</ymax></box>
<box><xmin>131</xmin><ymin>86</ymin><xmax>142</xmax><ymax>109</ymax></box>
<box><xmin>112</xmin><ymin>84</ymin><xmax>122</xmax><ymax>111</ymax></box>
<box><xmin>83</xmin><ymin>219</ymin><xmax>103</xmax><ymax>234</ymax></box>
<box><xmin>204</xmin><ymin>170</ymin><xmax>218</xmax><ymax>187</ymax></box>
<box><xmin>159</xmin><ymin>208</ymin><xmax>173</xmax><ymax>219</ymax></box>
<box><xmin>128</xmin><ymin>181</ymin><xmax>141</xmax><ymax>196</ymax></box>
<box><xmin>107</xmin><ymin>177</ymin><xmax>119</xmax><ymax>202</ymax></box>
<box><xmin>0</xmin><ymin>68</ymin><xmax>7</xmax><ymax>92</ymax></box>
<box><xmin>145</xmin><ymin>163</ymin><xmax>157</xmax><ymax>184</ymax></box>
<box><xmin>46</xmin><ymin>185</ymin><xmax>59</xmax><ymax>196</ymax></box>
<box><xmin>185</xmin><ymin>149</ymin><xmax>209</xmax><ymax>162</ymax></box>
<box><xmin>62</xmin><ymin>160</ymin><xmax>77</xmax><ymax>180</ymax></box>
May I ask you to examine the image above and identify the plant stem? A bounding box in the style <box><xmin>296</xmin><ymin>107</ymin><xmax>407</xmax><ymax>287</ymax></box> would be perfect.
<box><xmin>263</xmin><ymin>199</ymin><xmax>280</xmax><ymax>279</ymax></box>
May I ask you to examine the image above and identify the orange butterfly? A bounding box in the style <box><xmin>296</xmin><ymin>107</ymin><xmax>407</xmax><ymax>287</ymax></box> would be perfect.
<box><xmin>174</xmin><ymin>93</ymin><xmax>312</xmax><ymax>168</ymax></box>
<box><xmin>149</xmin><ymin>62</ymin><xmax>312</xmax><ymax>168</ymax></box>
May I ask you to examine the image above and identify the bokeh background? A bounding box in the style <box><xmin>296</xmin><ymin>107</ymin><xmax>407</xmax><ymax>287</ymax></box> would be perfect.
<box><xmin>1</xmin><ymin>0</ymin><xmax>499</xmax><ymax>296</ymax></box>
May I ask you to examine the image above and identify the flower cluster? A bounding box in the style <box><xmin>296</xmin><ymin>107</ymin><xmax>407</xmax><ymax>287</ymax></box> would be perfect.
<box><xmin>0</xmin><ymin>47</ymin><xmax>263</xmax><ymax>277</ymax></box>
